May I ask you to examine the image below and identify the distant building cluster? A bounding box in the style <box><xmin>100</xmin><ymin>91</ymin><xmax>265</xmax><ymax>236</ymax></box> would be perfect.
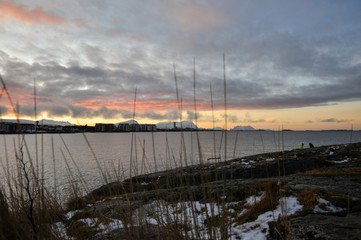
<box><xmin>0</xmin><ymin>121</ymin><xmax>90</xmax><ymax>134</ymax></box>
<box><xmin>0</xmin><ymin>121</ymin><xmax>158</xmax><ymax>134</ymax></box>
<box><xmin>94</xmin><ymin>123</ymin><xmax>157</xmax><ymax>132</ymax></box>
<box><xmin>0</xmin><ymin>122</ymin><xmax>35</xmax><ymax>133</ymax></box>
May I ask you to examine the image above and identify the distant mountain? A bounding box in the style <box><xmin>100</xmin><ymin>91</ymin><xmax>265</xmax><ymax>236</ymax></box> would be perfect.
<box><xmin>156</xmin><ymin>121</ymin><xmax>197</xmax><ymax>130</ymax></box>
<box><xmin>40</xmin><ymin>119</ymin><xmax>74</xmax><ymax>126</ymax></box>
<box><xmin>115</xmin><ymin>120</ymin><xmax>139</xmax><ymax>127</ymax></box>
<box><xmin>0</xmin><ymin>118</ymin><xmax>74</xmax><ymax>126</ymax></box>
<box><xmin>231</xmin><ymin>125</ymin><xmax>255</xmax><ymax>131</ymax></box>
<box><xmin>208</xmin><ymin>127</ymin><xmax>224</xmax><ymax>131</ymax></box>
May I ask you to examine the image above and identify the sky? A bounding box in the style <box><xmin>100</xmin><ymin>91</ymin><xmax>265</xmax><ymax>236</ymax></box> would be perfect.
<box><xmin>0</xmin><ymin>0</ymin><xmax>360</xmax><ymax>130</ymax></box>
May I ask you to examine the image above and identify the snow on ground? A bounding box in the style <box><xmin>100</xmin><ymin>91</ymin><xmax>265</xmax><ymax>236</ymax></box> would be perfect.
<box><xmin>313</xmin><ymin>198</ymin><xmax>345</xmax><ymax>213</ymax></box>
<box><xmin>326</xmin><ymin>158</ymin><xmax>349</xmax><ymax>164</ymax></box>
<box><xmin>231</xmin><ymin>197</ymin><xmax>303</xmax><ymax>240</ymax></box>
<box><xmin>53</xmin><ymin>222</ymin><xmax>73</xmax><ymax>240</ymax></box>
<box><xmin>245</xmin><ymin>192</ymin><xmax>265</xmax><ymax>206</ymax></box>
<box><xmin>266</xmin><ymin>158</ymin><xmax>276</xmax><ymax>162</ymax></box>
<box><xmin>55</xmin><ymin>195</ymin><xmax>303</xmax><ymax>239</ymax></box>
<box><xmin>98</xmin><ymin>219</ymin><xmax>124</xmax><ymax>235</ymax></box>
<box><xmin>66</xmin><ymin>210</ymin><xmax>80</xmax><ymax>219</ymax></box>
<box><xmin>240</xmin><ymin>159</ymin><xmax>256</xmax><ymax>166</ymax></box>
<box><xmin>79</xmin><ymin>218</ymin><xmax>99</xmax><ymax>227</ymax></box>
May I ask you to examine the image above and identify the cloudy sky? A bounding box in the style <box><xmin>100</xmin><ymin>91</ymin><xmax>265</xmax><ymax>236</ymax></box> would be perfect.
<box><xmin>0</xmin><ymin>0</ymin><xmax>360</xmax><ymax>130</ymax></box>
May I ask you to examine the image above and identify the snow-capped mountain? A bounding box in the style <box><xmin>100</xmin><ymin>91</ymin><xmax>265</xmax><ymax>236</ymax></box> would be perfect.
<box><xmin>230</xmin><ymin>125</ymin><xmax>255</xmax><ymax>131</ymax></box>
<box><xmin>39</xmin><ymin>119</ymin><xmax>74</xmax><ymax>126</ymax></box>
<box><xmin>115</xmin><ymin>120</ymin><xmax>139</xmax><ymax>127</ymax></box>
<box><xmin>208</xmin><ymin>127</ymin><xmax>224</xmax><ymax>130</ymax></box>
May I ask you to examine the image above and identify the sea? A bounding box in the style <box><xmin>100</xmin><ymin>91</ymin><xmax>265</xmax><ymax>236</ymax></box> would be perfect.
<box><xmin>1</xmin><ymin>130</ymin><xmax>360</xmax><ymax>199</ymax></box>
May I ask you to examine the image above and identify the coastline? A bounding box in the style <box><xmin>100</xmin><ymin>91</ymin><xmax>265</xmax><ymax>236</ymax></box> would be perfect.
<box><xmin>87</xmin><ymin>142</ymin><xmax>361</xmax><ymax>198</ymax></box>
<box><xmin>61</xmin><ymin>142</ymin><xmax>361</xmax><ymax>239</ymax></box>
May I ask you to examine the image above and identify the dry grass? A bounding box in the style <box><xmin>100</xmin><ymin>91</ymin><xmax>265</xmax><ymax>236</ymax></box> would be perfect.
<box><xmin>297</xmin><ymin>189</ymin><xmax>318</xmax><ymax>213</ymax></box>
<box><xmin>234</xmin><ymin>180</ymin><xmax>279</xmax><ymax>225</ymax></box>
<box><xmin>297</xmin><ymin>168</ymin><xmax>361</xmax><ymax>177</ymax></box>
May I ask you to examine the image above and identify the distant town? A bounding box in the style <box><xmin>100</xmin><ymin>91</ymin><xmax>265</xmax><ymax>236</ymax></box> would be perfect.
<box><xmin>0</xmin><ymin>119</ymin><xmax>212</xmax><ymax>134</ymax></box>
<box><xmin>0</xmin><ymin>117</ymin><xmax>276</xmax><ymax>134</ymax></box>
<box><xmin>2</xmin><ymin>119</ymin><xmax>353</xmax><ymax>134</ymax></box>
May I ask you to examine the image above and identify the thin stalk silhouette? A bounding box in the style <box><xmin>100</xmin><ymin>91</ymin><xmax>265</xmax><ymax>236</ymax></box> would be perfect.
<box><xmin>223</xmin><ymin>53</ymin><xmax>228</xmax><ymax>162</ymax></box>
<box><xmin>193</xmin><ymin>57</ymin><xmax>203</xmax><ymax>164</ymax></box>
<box><xmin>210</xmin><ymin>83</ymin><xmax>217</xmax><ymax>159</ymax></box>
<box><xmin>59</xmin><ymin>135</ymin><xmax>90</xmax><ymax>194</ymax></box>
<box><xmin>233</xmin><ymin>130</ymin><xmax>240</xmax><ymax>159</ymax></box>
<box><xmin>129</xmin><ymin>87</ymin><xmax>137</xmax><ymax>190</ymax></box>
<box><xmin>173</xmin><ymin>62</ymin><xmax>188</xmax><ymax>167</ymax></box>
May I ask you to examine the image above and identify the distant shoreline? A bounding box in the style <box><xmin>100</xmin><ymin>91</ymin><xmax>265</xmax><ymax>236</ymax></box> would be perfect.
<box><xmin>0</xmin><ymin>129</ymin><xmax>359</xmax><ymax>134</ymax></box>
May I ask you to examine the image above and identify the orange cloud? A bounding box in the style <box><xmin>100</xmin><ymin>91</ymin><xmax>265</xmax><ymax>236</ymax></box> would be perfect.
<box><xmin>73</xmin><ymin>99</ymin><xmax>180</xmax><ymax>111</ymax></box>
<box><xmin>0</xmin><ymin>1</ymin><xmax>66</xmax><ymax>24</ymax></box>
<box><xmin>72</xmin><ymin>98</ymin><xmax>223</xmax><ymax>112</ymax></box>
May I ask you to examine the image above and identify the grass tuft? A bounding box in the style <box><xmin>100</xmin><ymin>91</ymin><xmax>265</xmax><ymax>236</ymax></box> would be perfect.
<box><xmin>297</xmin><ymin>189</ymin><xmax>318</xmax><ymax>213</ymax></box>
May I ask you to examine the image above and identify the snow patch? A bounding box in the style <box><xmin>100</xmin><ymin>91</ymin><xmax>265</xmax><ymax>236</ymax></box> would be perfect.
<box><xmin>266</xmin><ymin>158</ymin><xmax>275</xmax><ymax>162</ymax></box>
<box><xmin>66</xmin><ymin>210</ymin><xmax>79</xmax><ymax>219</ymax></box>
<box><xmin>60</xmin><ymin>196</ymin><xmax>304</xmax><ymax>239</ymax></box>
<box><xmin>326</xmin><ymin>158</ymin><xmax>349</xmax><ymax>164</ymax></box>
<box><xmin>231</xmin><ymin>196</ymin><xmax>303</xmax><ymax>240</ymax></box>
<box><xmin>115</xmin><ymin>120</ymin><xmax>138</xmax><ymax>126</ymax></box>
<box><xmin>245</xmin><ymin>192</ymin><xmax>265</xmax><ymax>206</ymax></box>
<box><xmin>313</xmin><ymin>198</ymin><xmax>345</xmax><ymax>213</ymax></box>
<box><xmin>79</xmin><ymin>218</ymin><xmax>98</xmax><ymax>227</ymax></box>
<box><xmin>53</xmin><ymin>222</ymin><xmax>73</xmax><ymax>239</ymax></box>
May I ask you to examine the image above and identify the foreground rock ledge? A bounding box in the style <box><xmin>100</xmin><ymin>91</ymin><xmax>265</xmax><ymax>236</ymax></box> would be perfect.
<box><xmin>87</xmin><ymin>142</ymin><xmax>361</xmax><ymax>199</ymax></box>
<box><xmin>77</xmin><ymin>142</ymin><xmax>361</xmax><ymax>240</ymax></box>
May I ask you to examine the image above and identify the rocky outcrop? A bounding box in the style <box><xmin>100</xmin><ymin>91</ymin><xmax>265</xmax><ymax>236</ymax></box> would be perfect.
<box><xmin>87</xmin><ymin>142</ymin><xmax>361</xmax><ymax>200</ymax></box>
<box><xmin>288</xmin><ymin>213</ymin><xmax>361</xmax><ymax>240</ymax></box>
<box><xmin>77</xmin><ymin>142</ymin><xmax>361</xmax><ymax>240</ymax></box>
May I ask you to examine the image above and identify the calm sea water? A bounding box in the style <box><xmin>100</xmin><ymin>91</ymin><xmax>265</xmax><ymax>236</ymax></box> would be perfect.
<box><xmin>1</xmin><ymin>131</ymin><xmax>360</xmax><ymax>197</ymax></box>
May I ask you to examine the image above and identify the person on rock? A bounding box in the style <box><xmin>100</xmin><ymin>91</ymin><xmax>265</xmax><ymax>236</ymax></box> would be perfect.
<box><xmin>300</xmin><ymin>143</ymin><xmax>304</xmax><ymax>149</ymax></box>
<box><xmin>309</xmin><ymin>142</ymin><xmax>314</xmax><ymax>148</ymax></box>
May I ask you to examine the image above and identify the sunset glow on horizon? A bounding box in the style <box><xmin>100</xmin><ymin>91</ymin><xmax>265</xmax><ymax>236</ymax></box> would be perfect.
<box><xmin>1</xmin><ymin>1</ymin><xmax>360</xmax><ymax>130</ymax></box>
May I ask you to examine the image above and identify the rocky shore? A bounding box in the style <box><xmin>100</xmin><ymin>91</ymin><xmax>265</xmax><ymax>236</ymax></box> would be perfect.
<box><xmin>62</xmin><ymin>142</ymin><xmax>361</xmax><ymax>239</ymax></box>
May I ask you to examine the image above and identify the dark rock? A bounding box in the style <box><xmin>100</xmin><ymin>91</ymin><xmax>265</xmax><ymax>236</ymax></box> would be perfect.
<box><xmin>87</xmin><ymin>142</ymin><xmax>361</xmax><ymax>200</ymax></box>
<box><xmin>81</xmin><ymin>142</ymin><xmax>361</xmax><ymax>240</ymax></box>
<box><xmin>288</xmin><ymin>213</ymin><xmax>361</xmax><ymax>240</ymax></box>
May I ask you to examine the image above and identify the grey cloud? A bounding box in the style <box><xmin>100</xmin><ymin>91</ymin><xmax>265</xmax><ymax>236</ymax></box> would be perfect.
<box><xmin>226</xmin><ymin>114</ymin><xmax>240</xmax><ymax>124</ymax></box>
<box><xmin>2</xmin><ymin>46</ymin><xmax>361</xmax><ymax>114</ymax></box>
<box><xmin>6</xmin><ymin>104</ymin><xmax>71</xmax><ymax>118</ymax></box>
<box><xmin>84</xmin><ymin>44</ymin><xmax>106</xmax><ymax>66</ymax></box>
<box><xmin>320</xmin><ymin>118</ymin><xmax>352</xmax><ymax>123</ymax></box>
<box><xmin>0</xmin><ymin>105</ymin><xmax>8</xmax><ymax>115</ymax></box>
<box><xmin>186</xmin><ymin>110</ymin><xmax>202</xmax><ymax>122</ymax></box>
<box><xmin>96</xmin><ymin>107</ymin><xmax>123</xmax><ymax>119</ymax></box>
<box><xmin>16</xmin><ymin>105</ymin><xmax>34</xmax><ymax>117</ymax></box>
<box><xmin>1</xmin><ymin>0</ymin><xmax>361</xmax><ymax>118</ymax></box>
<box><xmin>69</xmin><ymin>106</ymin><xmax>124</xmax><ymax>119</ymax></box>
<box><xmin>138</xmin><ymin>110</ymin><xmax>178</xmax><ymax>121</ymax></box>
<box><xmin>46</xmin><ymin>105</ymin><xmax>71</xmax><ymax>117</ymax></box>
<box><xmin>244</xmin><ymin>113</ymin><xmax>267</xmax><ymax>123</ymax></box>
